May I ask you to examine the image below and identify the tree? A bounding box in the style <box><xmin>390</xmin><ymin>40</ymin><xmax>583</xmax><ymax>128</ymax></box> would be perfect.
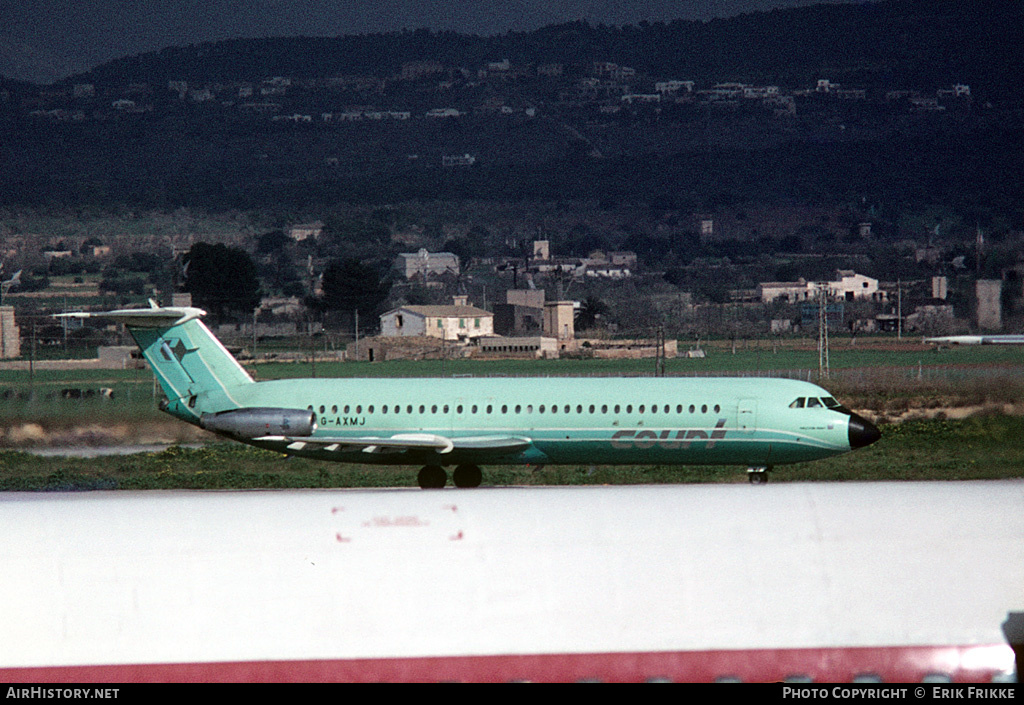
<box><xmin>182</xmin><ymin>242</ymin><xmax>261</xmax><ymax>321</ymax></box>
<box><xmin>576</xmin><ymin>295</ymin><xmax>609</xmax><ymax>331</ymax></box>
<box><xmin>255</xmin><ymin>230</ymin><xmax>290</xmax><ymax>255</ymax></box>
<box><xmin>317</xmin><ymin>258</ymin><xmax>390</xmax><ymax>320</ymax></box>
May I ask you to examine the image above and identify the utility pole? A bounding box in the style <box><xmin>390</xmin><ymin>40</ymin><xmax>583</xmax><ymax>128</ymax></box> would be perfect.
<box><xmin>817</xmin><ymin>283</ymin><xmax>830</xmax><ymax>379</ymax></box>
<box><xmin>29</xmin><ymin>318</ymin><xmax>36</xmax><ymax>388</ymax></box>
<box><xmin>307</xmin><ymin>255</ymin><xmax>318</xmax><ymax>377</ymax></box>
<box><xmin>308</xmin><ymin>313</ymin><xmax>316</xmax><ymax>378</ymax></box>
<box><xmin>897</xmin><ymin>279</ymin><xmax>903</xmax><ymax>341</ymax></box>
<box><xmin>655</xmin><ymin>326</ymin><xmax>666</xmax><ymax>377</ymax></box>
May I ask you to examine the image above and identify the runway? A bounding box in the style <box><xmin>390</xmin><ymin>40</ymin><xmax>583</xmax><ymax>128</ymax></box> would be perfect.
<box><xmin>1</xmin><ymin>481</ymin><xmax>1020</xmax><ymax>682</ymax></box>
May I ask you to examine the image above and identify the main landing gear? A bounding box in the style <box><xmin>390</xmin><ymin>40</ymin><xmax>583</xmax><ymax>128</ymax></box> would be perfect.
<box><xmin>747</xmin><ymin>466</ymin><xmax>772</xmax><ymax>484</ymax></box>
<box><xmin>416</xmin><ymin>464</ymin><xmax>483</xmax><ymax>489</ymax></box>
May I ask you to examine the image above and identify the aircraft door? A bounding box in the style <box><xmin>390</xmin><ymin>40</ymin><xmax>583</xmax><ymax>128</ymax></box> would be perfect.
<box><xmin>738</xmin><ymin>398</ymin><xmax>757</xmax><ymax>434</ymax></box>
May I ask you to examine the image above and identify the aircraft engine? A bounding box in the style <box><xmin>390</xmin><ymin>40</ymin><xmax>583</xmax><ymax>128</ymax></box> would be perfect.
<box><xmin>200</xmin><ymin>408</ymin><xmax>317</xmax><ymax>438</ymax></box>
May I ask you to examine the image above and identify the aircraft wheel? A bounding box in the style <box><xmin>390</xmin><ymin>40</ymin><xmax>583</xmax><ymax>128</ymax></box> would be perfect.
<box><xmin>453</xmin><ymin>464</ymin><xmax>483</xmax><ymax>488</ymax></box>
<box><xmin>417</xmin><ymin>465</ymin><xmax>447</xmax><ymax>489</ymax></box>
<box><xmin>748</xmin><ymin>467</ymin><xmax>769</xmax><ymax>485</ymax></box>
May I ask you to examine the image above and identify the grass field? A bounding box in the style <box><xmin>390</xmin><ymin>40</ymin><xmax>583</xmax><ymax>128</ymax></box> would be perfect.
<box><xmin>3</xmin><ymin>340</ymin><xmax>1023</xmax><ymax>426</ymax></box>
<box><xmin>2</xmin><ymin>414</ymin><xmax>1022</xmax><ymax>491</ymax></box>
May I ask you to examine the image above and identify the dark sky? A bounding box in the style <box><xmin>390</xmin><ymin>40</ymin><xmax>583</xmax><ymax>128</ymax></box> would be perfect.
<box><xmin>0</xmin><ymin>0</ymin><xmax>861</xmax><ymax>83</ymax></box>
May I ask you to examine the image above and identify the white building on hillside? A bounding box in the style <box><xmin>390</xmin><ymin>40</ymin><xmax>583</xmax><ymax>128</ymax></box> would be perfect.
<box><xmin>827</xmin><ymin>270</ymin><xmax>884</xmax><ymax>301</ymax></box>
<box><xmin>380</xmin><ymin>304</ymin><xmax>493</xmax><ymax>341</ymax></box>
<box><xmin>758</xmin><ymin>271</ymin><xmax>884</xmax><ymax>303</ymax></box>
<box><xmin>396</xmin><ymin>249</ymin><xmax>460</xmax><ymax>279</ymax></box>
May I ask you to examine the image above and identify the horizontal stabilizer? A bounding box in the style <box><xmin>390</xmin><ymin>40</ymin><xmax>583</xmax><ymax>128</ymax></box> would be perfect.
<box><xmin>56</xmin><ymin>300</ymin><xmax>206</xmax><ymax>328</ymax></box>
<box><xmin>257</xmin><ymin>433</ymin><xmax>532</xmax><ymax>455</ymax></box>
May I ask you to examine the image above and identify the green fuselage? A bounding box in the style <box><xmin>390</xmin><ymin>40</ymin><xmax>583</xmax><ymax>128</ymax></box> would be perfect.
<box><xmin>178</xmin><ymin>376</ymin><xmax>858</xmax><ymax>467</ymax></box>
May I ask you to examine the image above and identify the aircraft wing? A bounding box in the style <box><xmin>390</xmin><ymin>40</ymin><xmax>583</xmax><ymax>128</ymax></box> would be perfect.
<box><xmin>256</xmin><ymin>433</ymin><xmax>532</xmax><ymax>455</ymax></box>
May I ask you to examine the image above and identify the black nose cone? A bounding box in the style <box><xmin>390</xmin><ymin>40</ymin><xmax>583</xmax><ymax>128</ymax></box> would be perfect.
<box><xmin>848</xmin><ymin>414</ymin><xmax>882</xmax><ymax>449</ymax></box>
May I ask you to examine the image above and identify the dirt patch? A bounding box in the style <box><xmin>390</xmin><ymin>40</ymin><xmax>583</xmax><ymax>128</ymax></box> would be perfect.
<box><xmin>858</xmin><ymin>403</ymin><xmax>1024</xmax><ymax>425</ymax></box>
<box><xmin>0</xmin><ymin>420</ymin><xmax>210</xmax><ymax>448</ymax></box>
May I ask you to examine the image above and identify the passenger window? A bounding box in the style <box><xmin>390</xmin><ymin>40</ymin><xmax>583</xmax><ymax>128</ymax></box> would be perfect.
<box><xmin>589</xmin><ymin>404</ymin><xmax>595</xmax><ymax>413</ymax></box>
<box><xmin>714</xmin><ymin>404</ymin><xmax>721</xmax><ymax>413</ymax></box>
<box><xmin>626</xmin><ymin>405</ymin><xmax>633</xmax><ymax>413</ymax></box>
<box><xmin>689</xmin><ymin>405</ymin><xmax>695</xmax><ymax>413</ymax></box>
<box><xmin>332</xmin><ymin>405</ymin><xmax>338</xmax><ymax>414</ymax></box>
<box><xmin>368</xmin><ymin>406</ymin><xmax>374</xmax><ymax>414</ymax></box>
<box><xmin>639</xmin><ymin>405</ymin><xmax>645</xmax><ymax>413</ymax></box>
<box><xmin>701</xmin><ymin>404</ymin><xmax>707</xmax><ymax>413</ymax></box>
<box><xmin>789</xmin><ymin>398</ymin><xmax>805</xmax><ymax>409</ymax></box>
<box><xmin>539</xmin><ymin>405</ymin><xmax>545</xmax><ymax>413</ymax></box>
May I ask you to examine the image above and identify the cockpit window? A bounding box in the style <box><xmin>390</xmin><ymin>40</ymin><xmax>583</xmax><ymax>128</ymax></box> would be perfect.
<box><xmin>792</xmin><ymin>396</ymin><xmax>843</xmax><ymax>409</ymax></box>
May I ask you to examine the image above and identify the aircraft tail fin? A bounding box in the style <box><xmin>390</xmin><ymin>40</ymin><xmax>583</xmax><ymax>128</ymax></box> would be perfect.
<box><xmin>57</xmin><ymin>301</ymin><xmax>253</xmax><ymax>422</ymax></box>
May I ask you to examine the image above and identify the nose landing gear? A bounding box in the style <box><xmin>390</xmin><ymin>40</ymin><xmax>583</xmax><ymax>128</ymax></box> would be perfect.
<box><xmin>747</xmin><ymin>466</ymin><xmax>772</xmax><ymax>484</ymax></box>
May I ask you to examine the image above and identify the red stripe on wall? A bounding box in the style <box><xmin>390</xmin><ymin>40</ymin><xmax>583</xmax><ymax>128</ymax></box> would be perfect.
<box><xmin>0</xmin><ymin>644</ymin><xmax>1014</xmax><ymax>683</ymax></box>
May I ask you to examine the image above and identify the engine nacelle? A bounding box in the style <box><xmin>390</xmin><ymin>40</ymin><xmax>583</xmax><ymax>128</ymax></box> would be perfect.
<box><xmin>200</xmin><ymin>408</ymin><xmax>317</xmax><ymax>439</ymax></box>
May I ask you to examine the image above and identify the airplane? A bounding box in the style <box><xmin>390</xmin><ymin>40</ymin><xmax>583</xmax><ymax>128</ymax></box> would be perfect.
<box><xmin>59</xmin><ymin>302</ymin><xmax>881</xmax><ymax>488</ymax></box>
<box><xmin>925</xmin><ymin>334</ymin><xmax>1024</xmax><ymax>345</ymax></box>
